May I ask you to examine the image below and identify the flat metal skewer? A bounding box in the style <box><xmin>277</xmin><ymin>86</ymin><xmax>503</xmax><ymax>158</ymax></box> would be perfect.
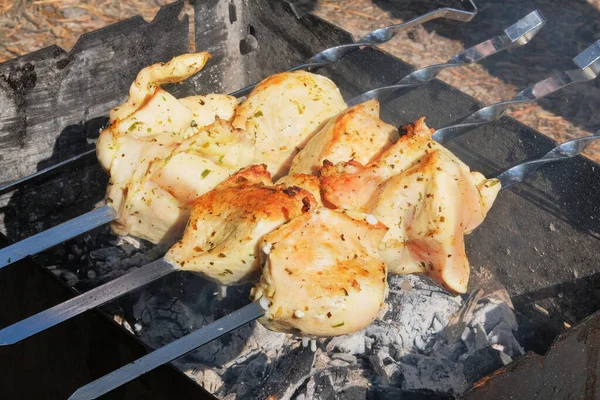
<box><xmin>347</xmin><ymin>10</ymin><xmax>546</xmax><ymax>106</ymax></box>
<box><xmin>68</xmin><ymin>301</ymin><xmax>267</xmax><ymax>400</ymax></box>
<box><xmin>0</xmin><ymin>1</ymin><xmax>478</xmax><ymax>197</ymax></box>
<box><xmin>496</xmin><ymin>129</ymin><xmax>600</xmax><ymax>189</ymax></box>
<box><xmin>0</xmin><ymin>205</ymin><xmax>116</xmax><ymax>269</ymax></box>
<box><xmin>67</xmin><ymin>130</ymin><xmax>600</xmax><ymax>399</ymax></box>
<box><xmin>0</xmin><ymin>258</ymin><xmax>175</xmax><ymax>345</ymax></box>
<box><xmin>431</xmin><ymin>40</ymin><xmax>600</xmax><ymax>143</ymax></box>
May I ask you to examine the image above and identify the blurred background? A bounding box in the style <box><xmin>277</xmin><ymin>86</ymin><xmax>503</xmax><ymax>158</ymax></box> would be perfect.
<box><xmin>1</xmin><ymin>0</ymin><xmax>600</xmax><ymax>160</ymax></box>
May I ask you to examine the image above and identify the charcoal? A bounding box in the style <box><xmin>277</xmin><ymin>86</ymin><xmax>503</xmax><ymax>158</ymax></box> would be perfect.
<box><xmin>431</xmin><ymin>340</ymin><xmax>468</xmax><ymax>363</ymax></box>
<box><xmin>220</xmin><ymin>353</ymin><xmax>272</xmax><ymax>399</ymax></box>
<box><xmin>367</xmin><ymin>386</ymin><xmax>451</xmax><ymax>400</ymax></box>
<box><xmin>390</xmin><ymin>353</ymin><xmax>468</xmax><ymax>395</ymax></box>
<box><xmin>461</xmin><ymin>323</ymin><xmax>490</xmax><ymax>352</ymax></box>
<box><xmin>186</xmin><ymin>368</ymin><xmax>223</xmax><ymax>394</ymax></box>
<box><xmin>461</xmin><ymin>347</ymin><xmax>513</xmax><ymax>385</ymax></box>
<box><xmin>254</xmin><ymin>345</ymin><xmax>316</xmax><ymax>400</ymax></box>
<box><xmin>332</xmin><ymin>353</ymin><xmax>358</xmax><ymax>364</ymax></box>
<box><xmin>294</xmin><ymin>366</ymin><xmax>369</xmax><ymax>400</ymax></box>
<box><xmin>382</xmin><ymin>275</ymin><xmax>463</xmax><ymax>352</ymax></box>
<box><xmin>366</xmin><ymin>320</ymin><xmax>405</xmax><ymax>350</ymax></box>
<box><xmin>89</xmin><ymin>246</ymin><xmax>125</xmax><ymax>260</ymax></box>
<box><xmin>487</xmin><ymin>321</ymin><xmax>524</xmax><ymax>358</ymax></box>
<box><xmin>132</xmin><ymin>280</ymin><xmax>285</xmax><ymax>367</ymax></box>
<box><xmin>470</xmin><ymin>299</ymin><xmax>518</xmax><ymax>332</ymax></box>
<box><xmin>50</xmin><ymin>268</ymin><xmax>78</xmax><ymax>286</ymax></box>
<box><xmin>335</xmin><ymin>386</ymin><xmax>369</xmax><ymax>400</ymax></box>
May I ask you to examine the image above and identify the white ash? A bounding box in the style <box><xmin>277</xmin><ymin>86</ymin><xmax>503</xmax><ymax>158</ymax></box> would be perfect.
<box><xmin>128</xmin><ymin>274</ymin><xmax>523</xmax><ymax>399</ymax></box>
<box><xmin>47</xmin><ymin>230</ymin><xmax>525</xmax><ymax>399</ymax></box>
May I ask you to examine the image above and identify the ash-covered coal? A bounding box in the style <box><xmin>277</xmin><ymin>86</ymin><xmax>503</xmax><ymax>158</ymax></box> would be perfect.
<box><xmin>42</xmin><ymin>228</ymin><xmax>524</xmax><ymax>400</ymax></box>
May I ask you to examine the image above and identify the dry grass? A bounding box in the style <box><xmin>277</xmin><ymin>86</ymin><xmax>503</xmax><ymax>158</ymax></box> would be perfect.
<box><xmin>1</xmin><ymin>0</ymin><xmax>599</xmax><ymax>161</ymax></box>
<box><xmin>0</xmin><ymin>0</ymin><xmax>191</xmax><ymax>62</ymax></box>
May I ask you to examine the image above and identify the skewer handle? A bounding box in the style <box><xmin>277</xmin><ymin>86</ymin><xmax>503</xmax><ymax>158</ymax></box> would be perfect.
<box><xmin>348</xmin><ymin>10</ymin><xmax>546</xmax><ymax>106</ymax></box>
<box><xmin>433</xmin><ymin>40</ymin><xmax>600</xmax><ymax>143</ymax></box>
<box><xmin>497</xmin><ymin>132</ymin><xmax>600</xmax><ymax>189</ymax></box>
<box><xmin>0</xmin><ymin>205</ymin><xmax>116</xmax><ymax>270</ymax></box>
<box><xmin>69</xmin><ymin>301</ymin><xmax>267</xmax><ymax>400</ymax></box>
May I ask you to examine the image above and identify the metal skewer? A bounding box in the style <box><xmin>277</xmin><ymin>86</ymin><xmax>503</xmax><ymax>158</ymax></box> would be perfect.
<box><xmin>347</xmin><ymin>10</ymin><xmax>546</xmax><ymax>106</ymax></box>
<box><xmin>431</xmin><ymin>40</ymin><xmax>600</xmax><ymax>144</ymax></box>
<box><xmin>0</xmin><ymin>205</ymin><xmax>116</xmax><ymax>269</ymax></box>
<box><xmin>496</xmin><ymin>129</ymin><xmax>600</xmax><ymax>188</ymax></box>
<box><xmin>66</xmin><ymin>130</ymin><xmax>600</xmax><ymax>399</ymax></box>
<box><xmin>0</xmin><ymin>1</ymin><xmax>478</xmax><ymax>197</ymax></box>
<box><xmin>0</xmin><ymin>258</ymin><xmax>175</xmax><ymax>346</ymax></box>
<box><xmin>68</xmin><ymin>301</ymin><xmax>267</xmax><ymax>400</ymax></box>
<box><xmin>230</xmin><ymin>0</ymin><xmax>477</xmax><ymax>96</ymax></box>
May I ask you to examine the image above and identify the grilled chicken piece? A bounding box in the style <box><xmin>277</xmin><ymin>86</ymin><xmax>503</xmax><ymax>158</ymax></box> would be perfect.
<box><xmin>252</xmin><ymin>208</ymin><xmax>388</xmax><ymax>337</ymax></box>
<box><xmin>233</xmin><ymin>71</ymin><xmax>347</xmax><ymax>179</ymax></box>
<box><xmin>320</xmin><ymin>118</ymin><xmax>500</xmax><ymax>293</ymax></box>
<box><xmin>165</xmin><ymin>165</ymin><xmax>319</xmax><ymax>286</ymax></box>
<box><xmin>179</xmin><ymin>94</ymin><xmax>238</xmax><ymax>129</ymax></box>
<box><xmin>97</xmin><ymin>52</ymin><xmax>246</xmax><ymax>244</ymax></box>
<box><xmin>319</xmin><ymin>117</ymin><xmax>437</xmax><ymax>211</ymax></box>
<box><xmin>109</xmin><ymin>52</ymin><xmax>211</xmax><ymax>124</ymax></box>
<box><xmin>289</xmin><ymin>99</ymin><xmax>398</xmax><ymax>175</ymax></box>
<box><xmin>97</xmin><ymin>52</ymin><xmax>237</xmax><ymax>174</ymax></box>
<box><xmin>109</xmin><ymin>119</ymin><xmax>254</xmax><ymax>244</ymax></box>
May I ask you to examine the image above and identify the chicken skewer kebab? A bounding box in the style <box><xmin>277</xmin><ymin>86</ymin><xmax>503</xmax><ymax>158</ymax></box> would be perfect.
<box><xmin>0</xmin><ymin>1</ymin><xmax>478</xmax><ymax>196</ymax></box>
<box><xmin>0</xmin><ymin>11</ymin><xmax>543</xmax><ymax>270</ymax></box>
<box><xmin>68</xmin><ymin>130</ymin><xmax>600</xmax><ymax>400</ymax></box>
<box><xmin>0</xmin><ymin>84</ymin><xmax>584</xmax><ymax>347</ymax></box>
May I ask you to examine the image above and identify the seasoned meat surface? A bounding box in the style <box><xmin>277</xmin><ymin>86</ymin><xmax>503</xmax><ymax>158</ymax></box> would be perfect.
<box><xmin>320</xmin><ymin>118</ymin><xmax>500</xmax><ymax>293</ymax></box>
<box><xmin>165</xmin><ymin>165</ymin><xmax>319</xmax><ymax>286</ymax></box>
<box><xmin>253</xmin><ymin>208</ymin><xmax>388</xmax><ymax>337</ymax></box>
<box><xmin>290</xmin><ymin>99</ymin><xmax>398</xmax><ymax>175</ymax></box>
<box><xmin>233</xmin><ymin>70</ymin><xmax>347</xmax><ymax>179</ymax></box>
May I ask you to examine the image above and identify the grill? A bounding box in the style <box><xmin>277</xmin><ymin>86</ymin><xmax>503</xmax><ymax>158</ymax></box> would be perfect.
<box><xmin>1</xmin><ymin>1</ymin><xmax>600</xmax><ymax>399</ymax></box>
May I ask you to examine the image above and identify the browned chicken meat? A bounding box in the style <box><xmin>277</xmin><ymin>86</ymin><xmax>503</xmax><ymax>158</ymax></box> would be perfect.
<box><xmin>319</xmin><ymin>118</ymin><xmax>500</xmax><ymax>293</ymax></box>
<box><xmin>94</xmin><ymin>53</ymin><xmax>504</xmax><ymax>339</ymax></box>
<box><xmin>251</xmin><ymin>208</ymin><xmax>388</xmax><ymax>337</ymax></box>
<box><xmin>165</xmin><ymin>165</ymin><xmax>319</xmax><ymax>287</ymax></box>
<box><xmin>289</xmin><ymin>99</ymin><xmax>398</xmax><ymax>175</ymax></box>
